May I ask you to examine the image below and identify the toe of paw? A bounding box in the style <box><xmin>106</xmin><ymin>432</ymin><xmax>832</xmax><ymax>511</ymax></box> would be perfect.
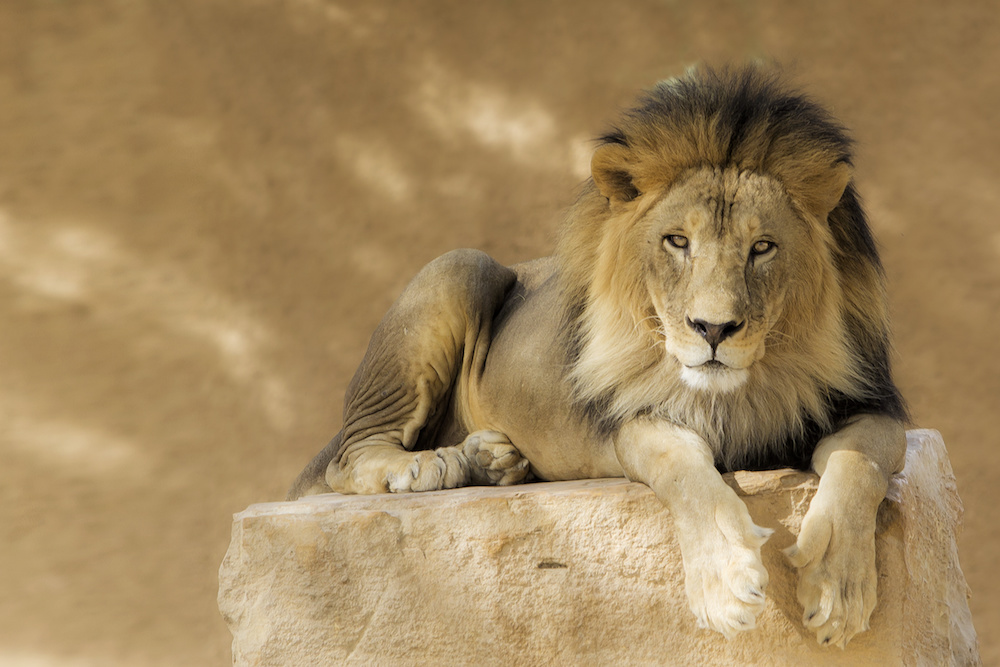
<box><xmin>387</xmin><ymin>467</ymin><xmax>417</xmax><ymax>493</ymax></box>
<box><xmin>727</xmin><ymin>556</ymin><xmax>769</xmax><ymax>590</ymax></box>
<box><xmin>409</xmin><ymin>458</ymin><xmax>444</xmax><ymax>491</ymax></box>
<box><xmin>815</xmin><ymin>617</ymin><xmax>856</xmax><ymax>649</ymax></box>
<box><xmin>495</xmin><ymin>458</ymin><xmax>530</xmax><ymax>485</ymax></box>
<box><xmin>462</xmin><ymin>436</ymin><xmax>482</xmax><ymax>455</ymax></box>
<box><xmin>490</xmin><ymin>450</ymin><xmax>520</xmax><ymax>469</ymax></box>
<box><xmin>783</xmin><ymin>543</ymin><xmax>811</xmax><ymax>568</ymax></box>
<box><xmin>477</xmin><ymin>430</ymin><xmax>509</xmax><ymax>444</ymax></box>
<box><xmin>708</xmin><ymin>606</ymin><xmax>758</xmax><ymax>639</ymax></box>
<box><xmin>439</xmin><ymin>456</ymin><xmax>470</xmax><ymax>488</ymax></box>
<box><xmin>803</xmin><ymin>607</ymin><xmax>828</xmax><ymax>630</ymax></box>
<box><xmin>750</xmin><ymin>525</ymin><xmax>774</xmax><ymax>546</ymax></box>
<box><xmin>817</xmin><ymin>595</ymin><xmax>871</xmax><ymax>648</ymax></box>
<box><xmin>732</xmin><ymin>608</ymin><xmax>758</xmax><ymax>632</ymax></box>
<box><xmin>733</xmin><ymin>584</ymin><xmax>766</xmax><ymax>608</ymax></box>
<box><xmin>691</xmin><ymin>582</ymin><xmax>766</xmax><ymax>639</ymax></box>
<box><xmin>801</xmin><ymin>600</ymin><xmax>832</xmax><ymax>630</ymax></box>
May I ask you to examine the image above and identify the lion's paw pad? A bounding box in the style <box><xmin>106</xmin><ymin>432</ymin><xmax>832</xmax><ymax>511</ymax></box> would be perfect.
<box><xmin>462</xmin><ymin>430</ymin><xmax>530</xmax><ymax>486</ymax></box>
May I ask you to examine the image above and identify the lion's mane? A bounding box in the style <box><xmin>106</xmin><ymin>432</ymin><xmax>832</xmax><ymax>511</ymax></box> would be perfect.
<box><xmin>556</xmin><ymin>66</ymin><xmax>906</xmax><ymax>471</ymax></box>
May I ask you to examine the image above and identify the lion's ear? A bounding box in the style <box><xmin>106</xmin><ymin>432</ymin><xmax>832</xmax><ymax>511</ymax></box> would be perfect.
<box><xmin>591</xmin><ymin>143</ymin><xmax>640</xmax><ymax>203</ymax></box>
<box><xmin>808</xmin><ymin>160</ymin><xmax>853</xmax><ymax>220</ymax></box>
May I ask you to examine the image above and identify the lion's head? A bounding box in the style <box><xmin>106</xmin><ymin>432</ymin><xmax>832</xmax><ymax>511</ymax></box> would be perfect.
<box><xmin>558</xmin><ymin>66</ymin><xmax>905</xmax><ymax>469</ymax></box>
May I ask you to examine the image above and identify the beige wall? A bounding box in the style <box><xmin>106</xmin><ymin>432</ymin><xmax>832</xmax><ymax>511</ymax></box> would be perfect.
<box><xmin>1</xmin><ymin>1</ymin><xmax>997</xmax><ymax>664</ymax></box>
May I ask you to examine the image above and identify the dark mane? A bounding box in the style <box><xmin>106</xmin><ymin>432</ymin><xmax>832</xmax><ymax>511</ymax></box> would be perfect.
<box><xmin>558</xmin><ymin>64</ymin><xmax>907</xmax><ymax>458</ymax></box>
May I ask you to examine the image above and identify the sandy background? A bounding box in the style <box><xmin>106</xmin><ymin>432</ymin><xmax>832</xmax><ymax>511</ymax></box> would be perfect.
<box><xmin>1</xmin><ymin>1</ymin><xmax>997</xmax><ymax>664</ymax></box>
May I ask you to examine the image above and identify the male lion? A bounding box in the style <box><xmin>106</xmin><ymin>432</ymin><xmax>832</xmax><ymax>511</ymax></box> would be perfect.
<box><xmin>289</xmin><ymin>65</ymin><xmax>907</xmax><ymax>648</ymax></box>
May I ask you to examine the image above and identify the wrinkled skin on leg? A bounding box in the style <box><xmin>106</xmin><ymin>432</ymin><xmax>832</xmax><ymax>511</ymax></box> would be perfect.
<box><xmin>287</xmin><ymin>249</ymin><xmax>533</xmax><ymax>499</ymax></box>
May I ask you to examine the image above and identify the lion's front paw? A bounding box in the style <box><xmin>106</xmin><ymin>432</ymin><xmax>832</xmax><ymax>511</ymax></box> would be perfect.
<box><xmin>680</xmin><ymin>507</ymin><xmax>773</xmax><ymax>639</ymax></box>
<box><xmin>462</xmin><ymin>430</ymin><xmax>530</xmax><ymax>486</ymax></box>
<box><xmin>785</xmin><ymin>506</ymin><xmax>877</xmax><ymax>648</ymax></box>
<box><xmin>386</xmin><ymin>448</ymin><xmax>470</xmax><ymax>492</ymax></box>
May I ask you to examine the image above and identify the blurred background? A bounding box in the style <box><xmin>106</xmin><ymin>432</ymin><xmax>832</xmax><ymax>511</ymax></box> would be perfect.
<box><xmin>1</xmin><ymin>1</ymin><xmax>997</xmax><ymax>664</ymax></box>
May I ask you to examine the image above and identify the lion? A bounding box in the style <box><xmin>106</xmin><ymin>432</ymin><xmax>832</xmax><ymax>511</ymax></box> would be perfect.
<box><xmin>289</xmin><ymin>65</ymin><xmax>908</xmax><ymax>648</ymax></box>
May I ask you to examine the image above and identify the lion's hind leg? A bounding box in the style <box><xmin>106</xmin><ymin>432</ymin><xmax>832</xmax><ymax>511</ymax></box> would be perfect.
<box><xmin>324</xmin><ymin>249</ymin><xmax>519</xmax><ymax>495</ymax></box>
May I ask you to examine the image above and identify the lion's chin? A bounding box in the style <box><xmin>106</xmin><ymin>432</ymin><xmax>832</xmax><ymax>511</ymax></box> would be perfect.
<box><xmin>680</xmin><ymin>362</ymin><xmax>749</xmax><ymax>394</ymax></box>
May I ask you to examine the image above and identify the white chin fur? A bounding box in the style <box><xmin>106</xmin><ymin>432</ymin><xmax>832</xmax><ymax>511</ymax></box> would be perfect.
<box><xmin>680</xmin><ymin>364</ymin><xmax>749</xmax><ymax>393</ymax></box>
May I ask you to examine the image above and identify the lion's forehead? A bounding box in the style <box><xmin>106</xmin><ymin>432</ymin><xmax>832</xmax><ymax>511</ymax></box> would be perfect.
<box><xmin>687</xmin><ymin>167</ymin><xmax>783</xmax><ymax>201</ymax></box>
<box><xmin>648</xmin><ymin>169</ymin><xmax>795</xmax><ymax>242</ymax></box>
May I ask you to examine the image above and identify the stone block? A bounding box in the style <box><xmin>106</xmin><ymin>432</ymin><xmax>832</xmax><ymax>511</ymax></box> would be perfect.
<box><xmin>218</xmin><ymin>430</ymin><xmax>980</xmax><ymax>665</ymax></box>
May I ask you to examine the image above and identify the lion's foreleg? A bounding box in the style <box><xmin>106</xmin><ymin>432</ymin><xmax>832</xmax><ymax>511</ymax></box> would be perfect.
<box><xmin>330</xmin><ymin>430</ymin><xmax>530</xmax><ymax>494</ymax></box>
<box><xmin>331</xmin><ymin>441</ymin><xmax>473</xmax><ymax>494</ymax></box>
<box><xmin>785</xmin><ymin>414</ymin><xmax>906</xmax><ymax>647</ymax></box>
<box><xmin>615</xmin><ymin>420</ymin><xmax>773</xmax><ymax>638</ymax></box>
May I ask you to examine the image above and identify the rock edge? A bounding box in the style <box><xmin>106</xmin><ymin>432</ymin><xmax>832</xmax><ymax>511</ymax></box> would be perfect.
<box><xmin>219</xmin><ymin>429</ymin><xmax>980</xmax><ymax>666</ymax></box>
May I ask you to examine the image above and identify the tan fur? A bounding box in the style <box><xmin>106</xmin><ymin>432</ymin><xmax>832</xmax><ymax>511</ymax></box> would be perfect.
<box><xmin>560</xmin><ymin>163</ymin><xmax>862</xmax><ymax>469</ymax></box>
<box><xmin>290</xmin><ymin>65</ymin><xmax>907</xmax><ymax>647</ymax></box>
<box><xmin>553</xmin><ymin>66</ymin><xmax>901</xmax><ymax>471</ymax></box>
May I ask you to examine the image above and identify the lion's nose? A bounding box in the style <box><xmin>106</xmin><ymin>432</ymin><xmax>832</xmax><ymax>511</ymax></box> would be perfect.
<box><xmin>686</xmin><ymin>317</ymin><xmax>745</xmax><ymax>348</ymax></box>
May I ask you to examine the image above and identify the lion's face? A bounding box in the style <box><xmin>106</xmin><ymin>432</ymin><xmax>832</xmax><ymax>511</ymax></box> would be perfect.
<box><xmin>638</xmin><ymin>168</ymin><xmax>827</xmax><ymax>393</ymax></box>
<box><xmin>558</xmin><ymin>68</ymin><xmax>901</xmax><ymax>457</ymax></box>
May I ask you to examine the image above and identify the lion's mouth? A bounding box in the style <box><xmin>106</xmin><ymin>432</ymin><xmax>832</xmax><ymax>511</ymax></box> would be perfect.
<box><xmin>687</xmin><ymin>359</ymin><xmax>730</xmax><ymax>371</ymax></box>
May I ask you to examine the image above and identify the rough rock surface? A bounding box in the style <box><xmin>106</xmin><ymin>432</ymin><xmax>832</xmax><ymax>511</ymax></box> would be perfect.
<box><xmin>219</xmin><ymin>430</ymin><xmax>980</xmax><ymax>665</ymax></box>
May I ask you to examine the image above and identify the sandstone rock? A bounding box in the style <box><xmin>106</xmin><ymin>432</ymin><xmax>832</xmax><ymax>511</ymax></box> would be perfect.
<box><xmin>218</xmin><ymin>430</ymin><xmax>980</xmax><ymax>665</ymax></box>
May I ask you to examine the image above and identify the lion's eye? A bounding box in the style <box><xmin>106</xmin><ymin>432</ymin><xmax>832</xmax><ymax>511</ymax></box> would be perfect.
<box><xmin>750</xmin><ymin>240</ymin><xmax>776</xmax><ymax>256</ymax></box>
<box><xmin>664</xmin><ymin>235</ymin><xmax>689</xmax><ymax>250</ymax></box>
